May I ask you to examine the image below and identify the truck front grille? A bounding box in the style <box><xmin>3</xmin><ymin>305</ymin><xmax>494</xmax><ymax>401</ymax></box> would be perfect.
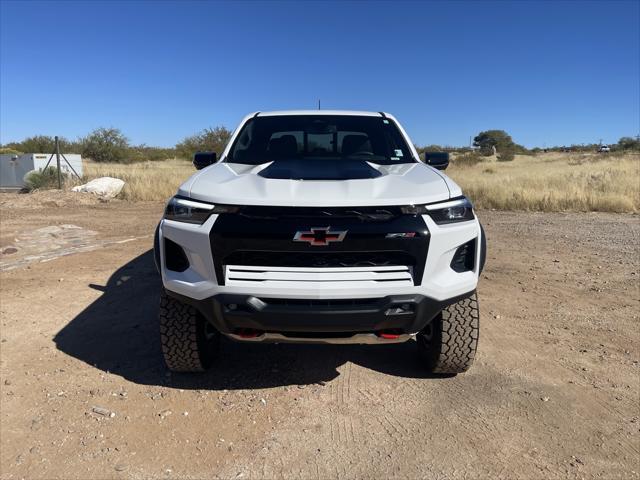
<box><xmin>224</xmin><ymin>264</ymin><xmax>414</xmax><ymax>287</ymax></box>
<box><xmin>223</xmin><ymin>250</ymin><xmax>415</xmax><ymax>269</ymax></box>
<box><xmin>209</xmin><ymin>207</ymin><xmax>430</xmax><ymax>286</ymax></box>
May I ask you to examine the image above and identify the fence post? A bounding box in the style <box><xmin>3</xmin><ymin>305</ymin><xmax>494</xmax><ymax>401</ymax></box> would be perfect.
<box><xmin>55</xmin><ymin>136</ymin><xmax>62</xmax><ymax>189</ymax></box>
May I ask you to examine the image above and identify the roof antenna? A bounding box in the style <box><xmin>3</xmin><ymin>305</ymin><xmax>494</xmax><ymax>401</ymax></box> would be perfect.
<box><xmin>318</xmin><ymin>99</ymin><xmax>321</xmax><ymax>110</ymax></box>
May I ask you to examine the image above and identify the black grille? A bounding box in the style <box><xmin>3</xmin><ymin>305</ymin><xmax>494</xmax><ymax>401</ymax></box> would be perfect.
<box><xmin>224</xmin><ymin>250</ymin><xmax>415</xmax><ymax>269</ymax></box>
<box><xmin>237</xmin><ymin>206</ymin><xmax>403</xmax><ymax>222</ymax></box>
<box><xmin>210</xmin><ymin>207</ymin><xmax>430</xmax><ymax>286</ymax></box>
<box><xmin>261</xmin><ymin>298</ymin><xmax>381</xmax><ymax>308</ymax></box>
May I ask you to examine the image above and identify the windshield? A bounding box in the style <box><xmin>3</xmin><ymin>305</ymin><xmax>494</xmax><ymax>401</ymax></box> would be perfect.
<box><xmin>226</xmin><ymin>115</ymin><xmax>416</xmax><ymax>165</ymax></box>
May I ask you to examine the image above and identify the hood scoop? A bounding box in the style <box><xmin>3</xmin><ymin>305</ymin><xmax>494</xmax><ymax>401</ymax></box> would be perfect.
<box><xmin>257</xmin><ymin>158</ymin><xmax>383</xmax><ymax>181</ymax></box>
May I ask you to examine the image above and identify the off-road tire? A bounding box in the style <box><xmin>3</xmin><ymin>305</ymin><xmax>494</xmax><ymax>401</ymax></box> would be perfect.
<box><xmin>159</xmin><ymin>290</ymin><xmax>219</xmax><ymax>372</ymax></box>
<box><xmin>417</xmin><ymin>293</ymin><xmax>479</xmax><ymax>374</ymax></box>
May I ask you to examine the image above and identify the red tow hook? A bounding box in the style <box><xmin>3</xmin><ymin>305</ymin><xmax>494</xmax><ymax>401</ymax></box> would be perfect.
<box><xmin>236</xmin><ymin>328</ymin><xmax>263</xmax><ymax>339</ymax></box>
<box><xmin>378</xmin><ymin>331</ymin><xmax>401</xmax><ymax>340</ymax></box>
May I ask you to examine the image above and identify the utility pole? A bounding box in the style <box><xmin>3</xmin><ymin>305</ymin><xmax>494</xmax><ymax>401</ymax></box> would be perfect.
<box><xmin>318</xmin><ymin>99</ymin><xmax>321</xmax><ymax>110</ymax></box>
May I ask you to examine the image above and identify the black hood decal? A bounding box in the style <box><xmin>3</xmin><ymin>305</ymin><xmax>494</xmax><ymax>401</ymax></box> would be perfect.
<box><xmin>258</xmin><ymin>158</ymin><xmax>383</xmax><ymax>181</ymax></box>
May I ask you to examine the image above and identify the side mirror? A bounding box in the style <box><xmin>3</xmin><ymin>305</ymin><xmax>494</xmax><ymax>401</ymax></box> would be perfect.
<box><xmin>193</xmin><ymin>151</ymin><xmax>216</xmax><ymax>170</ymax></box>
<box><xmin>424</xmin><ymin>151</ymin><xmax>449</xmax><ymax>170</ymax></box>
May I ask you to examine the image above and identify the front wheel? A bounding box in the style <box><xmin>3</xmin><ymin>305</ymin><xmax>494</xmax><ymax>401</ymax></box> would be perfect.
<box><xmin>159</xmin><ymin>290</ymin><xmax>219</xmax><ymax>372</ymax></box>
<box><xmin>416</xmin><ymin>293</ymin><xmax>479</xmax><ymax>374</ymax></box>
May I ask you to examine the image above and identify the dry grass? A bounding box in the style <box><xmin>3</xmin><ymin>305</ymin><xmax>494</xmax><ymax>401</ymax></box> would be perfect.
<box><xmin>82</xmin><ymin>158</ymin><xmax>194</xmax><ymax>201</ymax></box>
<box><xmin>448</xmin><ymin>152</ymin><xmax>640</xmax><ymax>213</ymax></box>
<box><xmin>79</xmin><ymin>153</ymin><xmax>640</xmax><ymax>212</ymax></box>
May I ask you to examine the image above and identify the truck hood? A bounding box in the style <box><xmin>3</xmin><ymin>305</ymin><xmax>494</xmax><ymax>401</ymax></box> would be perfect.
<box><xmin>181</xmin><ymin>160</ymin><xmax>455</xmax><ymax>207</ymax></box>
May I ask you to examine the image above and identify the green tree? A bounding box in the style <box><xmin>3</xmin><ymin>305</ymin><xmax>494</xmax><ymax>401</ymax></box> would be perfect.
<box><xmin>618</xmin><ymin>136</ymin><xmax>640</xmax><ymax>151</ymax></box>
<box><xmin>81</xmin><ymin>127</ymin><xmax>130</xmax><ymax>163</ymax></box>
<box><xmin>4</xmin><ymin>135</ymin><xmax>75</xmax><ymax>154</ymax></box>
<box><xmin>473</xmin><ymin>130</ymin><xmax>512</xmax><ymax>156</ymax></box>
<box><xmin>175</xmin><ymin>126</ymin><xmax>232</xmax><ymax>160</ymax></box>
<box><xmin>473</xmin><ymin>130</ymin><xmax>518</xmax><ymax>160</ymax></box>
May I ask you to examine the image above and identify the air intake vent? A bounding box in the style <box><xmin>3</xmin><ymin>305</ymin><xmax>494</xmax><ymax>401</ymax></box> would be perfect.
<box><xmin>450</xmin><ymin>240</ymin><xmax>475</xmax><ymax>273</ymax></box>
<box><xmin>225</xmin><ymin>265</ymin><xmax>414</xmax><ymax>286</ymax></box>
<box><xmin>164</xmin><ymin>238</ymin><xmax>189</xmax><ymax>272</ymax></box>
<box><xmin>224</xmin><ymin>251</ymin><xmax>415</xmax><ymax>269</ymax></box>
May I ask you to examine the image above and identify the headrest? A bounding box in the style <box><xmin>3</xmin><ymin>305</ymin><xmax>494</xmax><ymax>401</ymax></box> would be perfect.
<box><xmin>342</xmin><ymin>135</ymin><xmax>372</xmax><ymax>156</ymax></box>
<box><xmin>268</xmin><ymin>135</ymin><xmax>298</xmax><ymax>157</ymax></box>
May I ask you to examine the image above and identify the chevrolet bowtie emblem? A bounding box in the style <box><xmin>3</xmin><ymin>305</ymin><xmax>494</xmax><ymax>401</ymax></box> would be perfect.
<box><xmin>293</xmin><ymin>227</ymin><xmax>347</xmax><ymax>246</ymax></box>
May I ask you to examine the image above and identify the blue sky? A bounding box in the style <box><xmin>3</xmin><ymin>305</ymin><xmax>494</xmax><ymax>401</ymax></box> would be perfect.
<box><xmin>1</xmin><ymin>0</ymin><xmax>638</xmax><ymax>148</ymax></box>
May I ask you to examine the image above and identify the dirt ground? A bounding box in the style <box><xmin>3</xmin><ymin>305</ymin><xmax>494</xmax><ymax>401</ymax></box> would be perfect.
<box><xmin>0</xmin><ymin>192</ymin><xmax>638</xmax><ymax>479</ymax></box>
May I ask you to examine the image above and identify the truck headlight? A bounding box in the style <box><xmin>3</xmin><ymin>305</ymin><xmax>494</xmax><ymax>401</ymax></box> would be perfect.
<box><xmin>401</xmin><ymin>197</ymin><xmax>475</xmax><ymax>224</ymax></box>
<box><xmin>164</xmin><ymin>196</ymin><xmax>239</xmax><ymax>224</ymax></box>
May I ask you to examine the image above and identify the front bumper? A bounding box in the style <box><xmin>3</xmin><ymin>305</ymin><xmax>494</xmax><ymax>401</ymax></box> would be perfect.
<box><xmin>159</xmin><ymin>213</ymin><xmax>481</xmax><ymax>302</ymax></box>
<box><xmin>158</xmin><ymin>204</ymin><xmax>482</xmax><ymax>344</ymax></box>
<box><xmin>166</xmin><ymin>289</ymin><xmax>475</xmax><ymax>341</ymax></box>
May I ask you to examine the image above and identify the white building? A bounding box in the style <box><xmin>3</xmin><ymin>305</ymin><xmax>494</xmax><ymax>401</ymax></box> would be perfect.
<box><xmin>0</xmin><ymin>153</ymin><xmax>83</xmax><ymax>190</ymax></box>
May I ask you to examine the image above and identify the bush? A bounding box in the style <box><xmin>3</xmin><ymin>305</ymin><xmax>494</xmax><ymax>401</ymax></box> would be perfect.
<box><xmin>81</xmin><ymin>127</ymin><xmax>130</xmax><ymax>163</ymax></box>
<box><xmin>3</xmin><ymin>135</ymin><xmax>77</xmax><ymax>154</ymax></box>
<box><xmin>497</xmin><ymin>148</ymin><xmax>515</xmax><ymax>162</ymax></box>
<box><xmin>478</xmin><ymin>145</ymin><xmax>495</xmax><ymax>156</ymax></box>
<box><xmin>175</xmin><ymin>126</ymin><xmax>231</xmax><ymax>160</ymax></box>
<box><xmin>454</xmin><ymin>152</ymin><xmax>483</xmax><ymax>167</ymax></box>
<box><xmin>130</xmin><ymin>146</ymin><xmax>177</xmax><ymax>162</ymax></box>
<box><xmin>24</xmin><ymin>167</ymin><xmax>66</xmax><ymax>191</ymax></box>
<box><xmin>415</xmin><ymin>145</ymin><xmax>444</xmax><ymax>157</ymax></box>
<box><xmin>618</xmin><ymin>137</ymin><xmax>640</xmax><ymax>151</ymax></box>
<box><xmin>0</xmin><ymin>147</ymin><xmax>22</xmax><ymax>155</ymax></box>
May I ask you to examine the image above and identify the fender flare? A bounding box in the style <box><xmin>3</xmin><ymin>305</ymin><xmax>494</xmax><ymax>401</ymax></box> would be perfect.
<box><xmin>479</xmin><ymin>223</ymin><xmax>487</xmax><ymax>274</ymax></box>
<box><xmin>153</xmin><ymin>223</ymin><xmax>161</xmax><ymax>274</ymax></box>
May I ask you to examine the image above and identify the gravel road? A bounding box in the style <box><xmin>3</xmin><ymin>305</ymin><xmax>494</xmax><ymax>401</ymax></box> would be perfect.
<box><xmin>0</xmin><ymin>193</ymin><xmax>638</xmax><ymax>479</ymax></box>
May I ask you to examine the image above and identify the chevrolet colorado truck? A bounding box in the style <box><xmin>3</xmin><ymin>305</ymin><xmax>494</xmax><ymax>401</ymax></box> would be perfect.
<box><xmin>155</xmin><ymin>111</ymin><xmax>486</xmax><ymax>374</ymax></box>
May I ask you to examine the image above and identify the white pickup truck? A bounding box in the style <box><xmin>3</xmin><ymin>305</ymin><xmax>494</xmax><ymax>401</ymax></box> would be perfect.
<box><xmin>155</xmin><ymin>111</ymin><xmax>486</xmax><ymax>375</ymax></box>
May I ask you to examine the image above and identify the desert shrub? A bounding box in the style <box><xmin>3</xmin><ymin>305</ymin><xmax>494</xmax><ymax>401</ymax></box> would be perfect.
<box><xmin>115</xmin><ymin>146</ymin><xmax>176</xmax><ymax>163</ymax></box>
<box><xmin>24</xmin><ymin>167</ymin><xmax>66</xmax><ymax>191</ymax></box>
<box><xmin>497</xmin><ymin>148</ymin><xmax>515</xmax><ymax>162</ymax></box>
<box><xmin>131</xmin><ymin>146</ymin><xmax>177</xmax><ymax>161</ymax></box>
<box><xmin>3</xmin><ymin>135</ymin><xmax>77</xmax><ymax>154</ymax></box>
<box><xmin>81</xmin><ymin>127</ymin><xmax>130</xmax><ymax>163</ymax></box>
<box><xmin>0</xmin><ymin>147</ymin><xmax>22</xmax><ymax>155</ymax></box>
<box><xmin>514</xmin><ymin>144</ymin><xmax>532</xmax><ymax>155</ymax></box>
<box><xmin>454</xmin><ymin>152</ymin><xmax>483</xmax><ymax>167</ymax></box>
<box><xmin>618</xmin><ymin>137</ymin><xmax>640</xmax><ymax>151</ymax></box>
<box><xmin>415</xmin><ymin>144</ymin><xmax>444</xmax><ymax>156</ymax></box>
<box><xmin>175</xmin><ymin>126</ymin><xmax>232</xmax><ymax>160</ymax></box>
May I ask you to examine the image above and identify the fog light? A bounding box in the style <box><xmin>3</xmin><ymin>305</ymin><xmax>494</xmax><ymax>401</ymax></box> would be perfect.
<box><xmin>385</xmin><ymin>304</ymin><xmax>414</xmax><ymax>315</ymax></box>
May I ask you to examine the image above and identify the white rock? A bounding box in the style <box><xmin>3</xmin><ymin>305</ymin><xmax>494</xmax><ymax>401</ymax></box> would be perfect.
<box><xmin>72</xmin><ymin>177</ymin><xmax>124</xmax><ymax>198</ymax></box>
